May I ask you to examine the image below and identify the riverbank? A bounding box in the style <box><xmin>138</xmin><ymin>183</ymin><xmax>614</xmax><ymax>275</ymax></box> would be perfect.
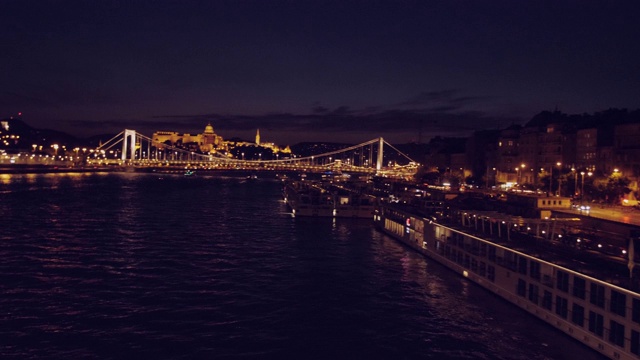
<box><xmin>0</xmin><ymin>164</ymin><xmax>123</xmax><ymax>174</ymax></box>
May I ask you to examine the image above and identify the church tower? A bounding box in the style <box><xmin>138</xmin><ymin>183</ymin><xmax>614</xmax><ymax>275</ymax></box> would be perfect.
<box><xmin>256</xmin><ymin>129</ymin><xmax>261</xmax><ymax>145</ymax></box>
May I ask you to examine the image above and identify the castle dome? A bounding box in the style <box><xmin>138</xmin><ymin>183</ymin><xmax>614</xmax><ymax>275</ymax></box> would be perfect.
<box><xmin>204</xmin><ymin>123</ymin><xmax>214</xmax><ymax>134</ymax></box>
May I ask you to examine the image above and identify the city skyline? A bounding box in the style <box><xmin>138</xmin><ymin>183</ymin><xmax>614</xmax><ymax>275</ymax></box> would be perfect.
<box><xmin>2</xmin><ymin>1</ymin><xmax>640</xmax><ymax>144</ymax></box>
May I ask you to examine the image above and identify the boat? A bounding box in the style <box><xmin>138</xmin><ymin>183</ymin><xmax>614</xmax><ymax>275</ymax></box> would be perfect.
<box><xmin>333</xmin><ymin>190</ymin><xmax>376</xmax><ymax>218</ymax></box>
<box><xmin>284</xmin><ymin>181</ymin><xmax>334</xmax><ymax>217</ymax></box>
<box><xmin>184</xmin><ymin>170</ymin><xmax>195</xmax><ymax>176</ymax></box>
<box><xmin>374</xmin><ymin>200</ymin><xmax>640</xmax><ymax>360</ymax></box>
<box><xmin>283</xmin><ymin>180</ymin><xmax>375</xmax><ymax>218</ymax></box>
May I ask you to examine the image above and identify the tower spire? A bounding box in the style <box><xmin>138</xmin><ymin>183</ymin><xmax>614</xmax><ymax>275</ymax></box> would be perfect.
<box><xmin>256</xmin><ymin>129</ymin><xmax>261</xmax><ymax>145</ymax></box>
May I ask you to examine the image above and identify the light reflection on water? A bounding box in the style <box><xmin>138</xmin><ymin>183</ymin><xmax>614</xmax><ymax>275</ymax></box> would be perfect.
<box><xmin>0</xmin><ymin>172</ymin><xmax>605</xmax><ymax>359</ymax></box>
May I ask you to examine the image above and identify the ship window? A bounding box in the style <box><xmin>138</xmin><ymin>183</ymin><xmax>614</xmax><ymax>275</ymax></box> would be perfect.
<box><xmin>590</xmin><ymin>283</ymin><xmax>605</xmax><ymax>308</ymax></box>
<box><xmin>573</xmin><ymin>277</ymin><xmax>586</xmax><ymax>299</ymax></box>
<box><xmin>487</xmin><ymin>266</ymin><xmax>495</xmax><ymax>282</ymax></box>
<box><xmin>632</xmin><ymin>330</ymin><xmax>640</xmax><ymax>355</ymax></box>
<box><xmin>530</xmin><ymin>261</ymin><xmax>541</xmax><ymax>280</ymax></box>
<box><xmin>571</xmin><ymin>304</ymin><xmax>585</xmax><ymax>327</ymax></box>
<box><xmin>517</xmin><ymin>279</ymin><xmax>526</xmax><ymax>297</ymax></box>
<box><xmin>633</xmin><ymin>299</ymin><xmax>640</xmax><ymax>324</ymax></box>
<box><xmin>518</xmin><ymin>257</ymin><xmax>527</xmax><ymax>275</ymax></box>
<box><xmin>609</xmin><ymin>320</ymin><xmax>625</xmax><ymax>347</ymax></box>
<box><xmin>488</xmin><ymin>247</ymin><xmax>496</xmax><ymax>262</ymax></box>
<box><xmin>528</xmin><ymin>284</ymin><xmax>539</xmax><ymax>305</ymax></box>
<box><xmin>555</xmin><ymin>296</ymin><xmax>568</xmax><ymax>319</ymax></box>
<box><xmin>588</xmin><ymin>311</ymin><xmax>604</xmax><ymax>337</ymax></box>
<box><xmin>542</xmin><ymin>290</ymin><xmax>552</xmax><ymax>310</ymax></box>
<box><xmin>610</xmin><ymin>290</ymin><xmax>627</xmax><ymax>317</ymax></box>
<box><xmin>557</xmin><ymin>270</ymin><xmax>569</xmax><ymax>292</ymax></box>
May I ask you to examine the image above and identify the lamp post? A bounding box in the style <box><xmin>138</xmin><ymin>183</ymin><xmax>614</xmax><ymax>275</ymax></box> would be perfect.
<box><xmin>580</xmin><ymin>171</ymin><xmax>593</xmax><ymax>204</ymax></box>
<box><xmin>486</xmin><ymin>166</ymin><xmax>496</xmax><ymax>189</ymax></box>
<box><xmin>557</xmin><ymin>170</ymin><xmax>563</xmax><ymax>197</ymax></box>
<box><xmin>549</xmin><ymin>162</ymin><xmax>561</xmax><ymax>196</ymax></box>
<box><xmin>572</xmin><ymin>168</ymin><xmax>577</xmax><ymax>197</ymax></box>
<box><xmin>549</xmin><ymin>165</ymin><xmax>553</xmax><ymax>196</ymax></box>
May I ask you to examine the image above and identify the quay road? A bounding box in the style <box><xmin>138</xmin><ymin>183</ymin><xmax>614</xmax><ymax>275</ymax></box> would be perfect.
<box><xmin>560</xmin><ymin>205</ymin><xmax>640</xmax><ymax>227</ymax></box>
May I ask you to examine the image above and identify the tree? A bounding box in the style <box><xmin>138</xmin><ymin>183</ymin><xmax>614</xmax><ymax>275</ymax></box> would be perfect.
<box><xmin>593</xmin><ymin>173</ymin><xmax>631</xmax><ymax>204</ymax></box>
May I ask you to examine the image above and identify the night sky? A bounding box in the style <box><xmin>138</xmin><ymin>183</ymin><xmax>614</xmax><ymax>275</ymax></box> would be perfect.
<box><xmin>2</xmin><ymin>1</ymin><xmax>639</xmax><ymax>144</ymax></box>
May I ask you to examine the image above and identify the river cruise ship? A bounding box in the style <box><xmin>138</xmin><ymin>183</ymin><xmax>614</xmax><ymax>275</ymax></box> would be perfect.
<box><xmin>284</xmin><ymin>180</ymin><xmax>375</xmax><ymax>218</ymax></box>
<box><xmin>375</xmin><ymin>200</ymin><xmax>640</xmax><ymax>360</ymax></box>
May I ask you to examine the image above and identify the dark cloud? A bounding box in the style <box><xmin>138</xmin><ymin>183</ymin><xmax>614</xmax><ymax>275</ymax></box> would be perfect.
<box><xmin>42</xmin><ymin>88</ymin><xmax>523</xmax><ymax>145</ymax></box>
<box><xmin>397</xmin><ymin>89</ymin><xmax>489</xmax><ymax>111</ymax></box>
<box><xmin>143</xmin><ymin>93</ymin><xmax>521</xmax><ymax>144</ymax></box>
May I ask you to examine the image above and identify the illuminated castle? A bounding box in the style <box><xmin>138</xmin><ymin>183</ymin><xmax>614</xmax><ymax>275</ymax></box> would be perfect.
<box><xmin>152</xmin><ymin>123</ymin><xmax>225</xmax><ymax>153</ymax></box>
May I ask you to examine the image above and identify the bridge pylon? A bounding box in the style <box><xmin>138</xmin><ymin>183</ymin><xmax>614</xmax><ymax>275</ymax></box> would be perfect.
<box><xmin>122</xmin><ymin>129</ymin><xmax>137</xmax><ymax>161</ymax></box>
<box><xmin>376</xmin><ymin>137</ymin><xmax>384</xmax><ymax>172</ymax></box>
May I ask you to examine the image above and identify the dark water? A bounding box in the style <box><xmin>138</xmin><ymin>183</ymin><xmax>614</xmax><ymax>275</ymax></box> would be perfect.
<box><xmin>0</xmin><ymin>172</ymin><xmax>605</xmax><ymax>359</ymax></box>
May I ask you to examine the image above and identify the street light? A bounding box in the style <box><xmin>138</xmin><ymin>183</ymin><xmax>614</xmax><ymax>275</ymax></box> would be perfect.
<box><xmin>580</xmin><ymin>171</ymin><xmax>593</xmax><ymax>204</ymax></box>
<box><xmin>550</xmin><ymin>162</ymin><xmax>561</xmax><ymax>196</ymax></box>
<box><xmin>557</xmin><ymin>164</ymin><xmax>563</xmax><ymax>196</ymax></box>
<box><xmin>572</xmin><ymin>168</ymin><xmax>578</xmax><ymax>197</ymax></box>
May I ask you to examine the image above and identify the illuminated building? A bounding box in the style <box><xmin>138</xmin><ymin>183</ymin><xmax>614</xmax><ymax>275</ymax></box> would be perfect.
<box><xmin>152</xmin><ymin>123</ymin><xmax>225</xmax><ymax>153</ymax></box>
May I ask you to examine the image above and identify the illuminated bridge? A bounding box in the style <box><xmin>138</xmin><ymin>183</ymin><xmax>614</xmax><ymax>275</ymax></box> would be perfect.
<box><xmin>90</xmin><ymin>129</ymin><xmax>419</xmax><ymax>178</ymax></box>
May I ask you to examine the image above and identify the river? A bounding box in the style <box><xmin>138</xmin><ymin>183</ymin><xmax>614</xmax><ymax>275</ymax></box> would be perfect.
<box><xmin>0</xmin><ymin>172</ymin><xmax>605</xmax><ymax>359</ymax></box>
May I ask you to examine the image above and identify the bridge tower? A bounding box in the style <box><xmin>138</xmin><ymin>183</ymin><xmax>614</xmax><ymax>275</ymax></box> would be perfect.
<box><xmin>376</xmin><ymin>137</ymin><xmax>384</xmax><ymax>171</ymax></box>
<box><xmin>121</xmin><ymin>129</ymin><xmax>137</xmax><ymax>161</ymax></box>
